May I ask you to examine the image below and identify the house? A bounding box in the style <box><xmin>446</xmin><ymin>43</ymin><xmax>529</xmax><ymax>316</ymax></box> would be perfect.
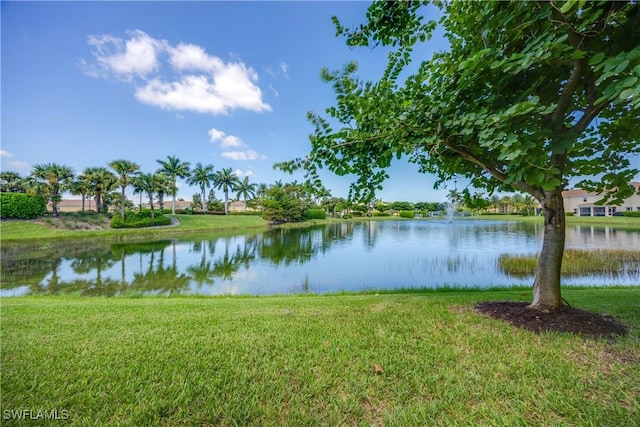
<box><xmin>562</xmin><ymin>182</ymin><xmax>640</xmax><ymax>216</ymax></box>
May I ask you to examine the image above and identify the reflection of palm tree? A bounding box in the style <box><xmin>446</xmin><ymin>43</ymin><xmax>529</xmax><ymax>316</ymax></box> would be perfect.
<box><xmin>187</xmin><ymin>261</ymin><xmax>216</xmax><ymax>289</ymax></box>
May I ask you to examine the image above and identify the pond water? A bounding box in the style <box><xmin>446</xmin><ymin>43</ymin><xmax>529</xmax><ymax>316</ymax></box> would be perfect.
<box><xmin>1</xmin><ymin>220</ymin><xmax>639</xmax><ymax>297</ymax></box>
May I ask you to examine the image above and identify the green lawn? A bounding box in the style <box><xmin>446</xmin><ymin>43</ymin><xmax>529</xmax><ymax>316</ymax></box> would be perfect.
<box><xmin>0</xmin><ymin>214</ymin><xmax>267</xmax><ymax>243</ymax></box>
<box><xmin>2</xmin><ymin>288</ymin><xmax>638</xmax><ymax>426</ymax></box>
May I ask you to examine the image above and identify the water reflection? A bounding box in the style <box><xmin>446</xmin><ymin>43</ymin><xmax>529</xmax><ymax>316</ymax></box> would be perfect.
<box><xmin>1</xmin><ymin>220</ymin><xmax>638</xmax><ymax>296</ymax></box>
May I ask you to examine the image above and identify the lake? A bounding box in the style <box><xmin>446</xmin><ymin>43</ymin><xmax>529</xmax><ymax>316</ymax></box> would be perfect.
<box><xmin>1</xmin><ymin>220</ymin><xmax>639</xmax><ymax>297</ymax></box>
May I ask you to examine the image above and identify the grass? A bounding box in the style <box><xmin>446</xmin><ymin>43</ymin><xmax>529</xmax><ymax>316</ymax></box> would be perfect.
<box><xmin>499</xmin><ymin>249</ymin><xmax>640</xmax><ymax>277</ymax></box>
<box><xmin>2</xmin><ymin>288</ymin><xmax>639</xmax><ymax>426</ymax></box>
<box><xmin>0</xmin><ymin>213</ymin><xmax>267</xmax><ymax>243</ymax></box>
<box><xmin>468</xmin><ymin>214</ymin><xmax>640</xmax><ymax>228</ymax></box>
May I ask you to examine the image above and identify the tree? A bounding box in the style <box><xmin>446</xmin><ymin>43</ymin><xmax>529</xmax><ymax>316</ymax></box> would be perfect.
<box><xmin>1</xmin><ymin>171</ymin><xmax>24</xmax><ymax>193</ymax></box>
<box><xmin>213</xmin><ymin>168</ymin><xmax>240</xmax><ymax>215</ymax></box>
<box><xmin>235</xmin><ymin>176</ymin><xmax>257</xmax><ymax>212</ymax></box>
<box><xmin>70</xmin><ymin>174</ymin><xmax>92</xmax><ymax>212</ymax></box>
<box><xmin>154</xmin><ymin>173</ymin><xmax>172</xmax><ymax>213</ymax></box>
<box><xmin>81</xmin><ymin>167</ymin><xmax>117</xmax><ymax>213</ymax></box>
<box><xmin>137</xmin><ymin>172</ymin><xmax>162</xmax><ymax>218</ymax></box>
<box><xmin>278</xmin><ymin>1</ymin><xmax>640</xmax><ymax>310</ymax></box>
<box><xmin>187</xmin><ymin>162</ymin><xmax>216</xmax><ymax>214</ymax></box>
<box><xmin>30</xmin><ymin>163</ymin><xmax>74</xmax><ymax>216</ymax></box>
<box><xmin>109</xmin><ymin>159</ymin><xmax>140</xmax><ymax>219</ymax></box>
<box><xmin>261</xmin><ymin>182</ymin><xmax>307</xmax><ymax>223</ymax></box>
<box><xmin>131</xmin><ymin>175</ymin><xmax>145</xmax><ymax>212</ymax></box>
<box><xmin>156</xmin><ymin>155</ymin><xmax>190</xmax><ymax>215</ymax></box>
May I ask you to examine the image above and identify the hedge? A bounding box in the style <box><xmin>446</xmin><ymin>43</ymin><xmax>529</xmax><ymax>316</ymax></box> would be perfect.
<box><xmin>110</xmin><ymin>210</ymin><xmax>172</xmax><ymax>228</ymax></box>
<box><xmin>304</xmin><ymin>209</ymin><xmax>326</xmax><ymax>220</ymax></box>
<box><xmin>621</xmin><ymin>211</ymin><xmax>640</xmax><ymax>217</ymax></box>
<box><xmin>399</xmin><ymin>210</ymin><xmax>415</xmax><ymax>218</ymax></box>
<box><xmin>0</xmin><ymin>192</ymin><xmax>47</xmax><ymax>219</ymax></box>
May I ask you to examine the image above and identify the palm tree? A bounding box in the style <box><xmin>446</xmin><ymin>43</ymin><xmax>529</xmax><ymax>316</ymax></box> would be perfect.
<box><xmin>156</xmin><ymin>155</ymin><xmax>190</xmax><ymax>215</ymax></box>
<box><xmin>82</xmin><ymin>167</ymin><xmax>117</xmax><ymax>213</ymax></box>
<box><xmin>256</xmin><ymin>183</ymin><xmax>268</xmax><ymax>199</ymax></box>
<box><xmin>1</xmin><ymin>171</ymin><xmax>24</xmax><ymax>193</ymax></box>
<box><xmin>108</xmin><ymin>159</ymin><xmax>140</xmax><ymax>219</ymax></box>
<box><xmin>70</xmin><ymin>174</ymin><xmax>93</xmax><ymax>211</ymax></box>
<box><xmin>30</xmin><ymin>163</ymin><xmax>74</xmax><ymax>216</ymax></box>
<box><xmin>131</xmin><ymin>175</ymin><xmax>146</xmax><ymax>212</ymax></box>
<box><xmin>235</xmin><ymin>176</ymin><xmax>257</xmax><ymax>212</ymax></box>
<box><xmin>154</xmin><ymin>173</ymin><xmax>173</xmax><ymax>213</ymax></box>
<box><xmin>137</xmin><ymin>172</ymin><xmax>162</xmax><ymax>218</ymax></box>
<box><xmin>213</xmin><ymin>168</ymin><xmax>240</xmax><ymax>215</ymax></box>
<box><xmin>523</xmin><ymin>195</ymin><xmax>538</xmax><ymax>216</ymax></box>
<box><xmin>187</xmin><ymin>163</ymin><xmax>216</xmax><ymax>214</ymax></box>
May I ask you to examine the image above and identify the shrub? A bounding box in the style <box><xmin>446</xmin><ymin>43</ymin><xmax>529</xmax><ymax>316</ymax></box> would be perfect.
<box><xmin>373</xmin><ymin>212</ymin><xmax>391</xmax><ymax>217</ymax></box>
<box><xmin>304</xmin><ymin>209</ymin><xmax>326</xmax><ymax>220</ymax></box>
<box><xmin>565</xmin><ymin>212</ymin><xmax>574</xmax><ymax>217</ymax></box>
<box><xmin>621</xmin><ymin>211</ymin><xmax>640</xmax><ymax>217</ymax></box>
<box><xmin>110</xmin><ymin>210</ymin><xmax>172</xmax><ymax>228</ymax></box>
<box><xmin>399</xmin><ymin>210</ymin><xmax>415</xmax><ymax>218</ymax></box>
<box><xmin>0</xmin><ymin>192</ymin><xmax>47</xmax><ymax>219</ymax></box>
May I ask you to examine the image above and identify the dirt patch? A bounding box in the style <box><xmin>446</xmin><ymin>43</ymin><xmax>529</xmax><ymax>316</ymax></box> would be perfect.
<box><xmin>474</xmin><ymin>301</ymin><xmax>629</xmax><ymax>340</ymax></box>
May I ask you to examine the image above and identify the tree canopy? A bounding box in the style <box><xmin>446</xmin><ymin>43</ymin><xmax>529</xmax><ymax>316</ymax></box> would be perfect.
<box><xmin>277</xmin><ymin>0</ymin><xmax>640</xmax><ymax>309</ymax></box>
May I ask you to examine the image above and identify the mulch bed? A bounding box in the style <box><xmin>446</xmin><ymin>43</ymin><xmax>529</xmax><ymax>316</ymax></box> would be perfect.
<box><xmin>474</xmin><ymin>301</ymin><xmax>629</xmax><ymax>339</ymax></box>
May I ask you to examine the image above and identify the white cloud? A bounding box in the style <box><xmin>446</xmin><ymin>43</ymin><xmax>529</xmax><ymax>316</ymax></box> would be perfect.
<box><xmin>86</xmin><ymin>30</ymin><xmax>164</xmax><ymax>79</ymax></box>
<box><xmin>269</xmin><ymin>84</ymin><xmax>279</xmax><ymax>97</ymax></box>
<box><xmin>208</xmin><ymin>128</ymin><xmax>245</xmax><ymax>148</ymax></box>
<box><xmin>221</xmin><ymin>150</ymin><xmax>258</xmax><ymax>161</ymax></box>
<box><xmin>168</xmin><ymin>43</ymin><xmax>222</xmax><ymax>72</ymax></box>
<box><xmin>7</xmin><ymin>161</ymin><xmax>31</xmax><ymax>171</ymax></box>
<box><xmin>234</xmin><ymin>168</ymin><xmax>254</xmax><ymax>177</ymax></box>
<box><xmin>83</xmin><ymin>30</ymin><xmax>271</xmax><ymax>115</ymax></box>
<box><xmin>0</xmin><ymin>149</ymin><xmax>12</xmax><ymax>157</ymax></box>
<box><xmin>279</xmin><ymin>62</ymin><xmax>289</xmax><ymax>79</ymax></box>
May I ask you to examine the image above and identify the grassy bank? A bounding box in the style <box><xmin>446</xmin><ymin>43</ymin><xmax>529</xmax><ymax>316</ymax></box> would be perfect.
<box><xmin>0</xmin><ymin>214</ymin><xmax>267</xmax><ymax>243</ymax></box>
<box><xmin>2</xmin><ymin>288</ymin><xmax>638</xmax><ymax>426</ymax></box>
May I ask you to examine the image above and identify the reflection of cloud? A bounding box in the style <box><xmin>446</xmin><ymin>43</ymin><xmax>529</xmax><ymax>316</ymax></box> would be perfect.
<box><xmin>82</xmin><ymin>30</ymin><xmax>271</xmax><ymax>115</ymax></box>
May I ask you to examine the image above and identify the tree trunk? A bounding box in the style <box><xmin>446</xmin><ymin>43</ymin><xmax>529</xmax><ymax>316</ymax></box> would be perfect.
<box><xmin>96</xmin><ymin>191</ymin><xmax>102</xmax><ymax>213</ymax></box>
<box><xmin>530</xmin><ymin>189</ymin><xmax>565</xmax><ymax>310</ymax></box>
<box><xmin>201</xmin><ymin>187</ymin><xmax>206</xmax><ymax>214</ymax></box>
<box><xmin>120</xmin><ymin>186</ymin><xmax>126</xmax><ymax>219</ymax></box>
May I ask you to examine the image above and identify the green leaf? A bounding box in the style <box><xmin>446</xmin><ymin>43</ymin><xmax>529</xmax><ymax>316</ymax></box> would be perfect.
<box><xmin>614</xmin><ymin>59</ymin><xmax>630</xmax><ymax>74</ymax></box>
<box><xmin>589</xmin><ymin>52</ymin><xmax>605</xmax><ymax>66</ymax></box>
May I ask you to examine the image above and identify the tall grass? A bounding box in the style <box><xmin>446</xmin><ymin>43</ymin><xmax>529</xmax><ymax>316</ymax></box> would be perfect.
<box><xmin>2</xmin><ymin>288</ymin><xmax>639</xmax><ymax>426</ymax></box>
<box><xmin>499</xmin><ymin>249</ymin><xmax>640</xmax><ymax>277</ymax></box>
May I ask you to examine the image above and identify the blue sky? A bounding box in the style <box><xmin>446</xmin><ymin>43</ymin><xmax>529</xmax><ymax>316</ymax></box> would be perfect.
<box><xmin>3</xmin><ymin>2</ymin><xmax>637</xmax><ymax>204</ymax></box>
<box><xmin>2</xmin><ymin>1</ymin><xmax>457</xmax><ymax>203</ymax></box>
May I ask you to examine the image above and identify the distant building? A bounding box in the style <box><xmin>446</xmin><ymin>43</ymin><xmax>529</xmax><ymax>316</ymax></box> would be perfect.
<box><xmin>562</xmin><ymin>182</ymin><xmax>640</xmax><ymax>216</ymax></box>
